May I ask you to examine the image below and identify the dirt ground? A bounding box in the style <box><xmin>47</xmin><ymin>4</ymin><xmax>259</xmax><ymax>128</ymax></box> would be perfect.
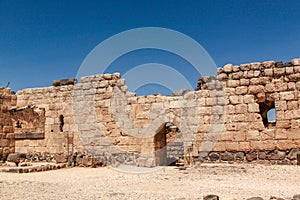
<box><xmin>0</xmin><ymin>163</ymin><xmax>299</xmax><ymax>200</ymax></box>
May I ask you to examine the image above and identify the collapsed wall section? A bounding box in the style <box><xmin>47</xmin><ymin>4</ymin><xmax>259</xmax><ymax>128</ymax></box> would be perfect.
<box><xmin>15</xmin><ymin>83</ymin><xmax>76</xmax><ymax>162</ymax></box>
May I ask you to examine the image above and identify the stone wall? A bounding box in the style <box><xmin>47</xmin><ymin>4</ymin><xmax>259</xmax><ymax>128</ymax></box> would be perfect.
<box><xmin>0</xmin><ymin>88</ymin><xmax>16</xmax><ymax>161</ymax></box>
<box><xmin>15</xmin><ymin>84</ymin><xmax>75</xmax><ymax>156</ymax></box>
<box><xmin>195</xmin><ymin>59</ymin><xmax>300</xmax><ymax>164</ymax></box>
<box><xmin>1</xmin><ymin>58</ymin><xmax>300</xmax><ymax>166</ymax></box>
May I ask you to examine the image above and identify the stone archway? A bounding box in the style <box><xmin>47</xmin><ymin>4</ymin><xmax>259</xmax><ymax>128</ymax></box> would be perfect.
<box><xmin>153</xmin><ymin>123</ymin><xmax>168</xmax><ymax>166</ymax></box>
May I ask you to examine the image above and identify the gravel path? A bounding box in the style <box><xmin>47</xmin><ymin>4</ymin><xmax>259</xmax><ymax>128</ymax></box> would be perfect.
<box><xmin>0</xmin><ymin>163</ymin><xmax>299</xmax><ymax>200</ymax></box>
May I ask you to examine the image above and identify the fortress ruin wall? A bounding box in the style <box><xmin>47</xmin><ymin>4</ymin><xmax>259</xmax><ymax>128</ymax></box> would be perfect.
<box><xmin>1</xmin><ymin>58</ymin><xmax>300</xmax><ymax>166</ymax></box>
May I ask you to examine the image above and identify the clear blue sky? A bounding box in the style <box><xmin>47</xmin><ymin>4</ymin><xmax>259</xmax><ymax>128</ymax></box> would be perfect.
<box><xmin>1</xmin><ymin>0</ymin><xmax>300</xmax><ymax>94</ymax></box>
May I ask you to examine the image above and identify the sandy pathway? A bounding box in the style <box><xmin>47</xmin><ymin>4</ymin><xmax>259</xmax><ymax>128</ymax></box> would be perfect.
<box><xmin>0</xmin><ymin>163</ymin><xmax>299</xmax><ymax>200</ymax></box>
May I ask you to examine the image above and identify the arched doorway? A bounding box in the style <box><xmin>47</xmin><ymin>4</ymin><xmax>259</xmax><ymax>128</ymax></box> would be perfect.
<box><xmin>153</xmin><ymin>122</ymin><xmax>182</xmax><ymax>166</ymax></box>
<box><xmin>153</xmin><ymin>123</ymin><xmax>167</xmax><ymax>166</ymax></box>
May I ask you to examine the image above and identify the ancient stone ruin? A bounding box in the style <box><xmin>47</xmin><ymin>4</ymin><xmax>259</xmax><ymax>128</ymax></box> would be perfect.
<box><xmin>1</xmin><ymin>58</ymin><xmax>300</xmax><ymax>167</ymax></box>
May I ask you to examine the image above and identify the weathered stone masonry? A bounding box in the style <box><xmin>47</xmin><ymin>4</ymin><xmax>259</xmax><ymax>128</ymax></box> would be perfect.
<box><xmin>196</xmin><ymin>59</ymin><xmax>300</xmax><ymax>164</ymax></box>
<box><xmin>0</xmin><ymin>88</ymin><xmax>16</xmax><ymax>161</ymax></box>
<box><xmin>0</xmin><ymin>58</ymin><xmax>300</xmax><ymax>166</ymax></box>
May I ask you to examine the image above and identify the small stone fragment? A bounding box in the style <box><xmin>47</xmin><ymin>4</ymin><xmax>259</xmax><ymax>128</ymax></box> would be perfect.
<box><xmin>287</xmin><ymin>149</ymin><xmax>300</xmax><ymax>160</ymax></box>
<box><xmin>293</xmin><ymin>194</ymin><xmax>300</xmax><ymax>200</ymax></box>
<box><xmin>247</xmin><ymin>197</ymin><xmax>264</xmax><ymax>200</ymax></box>
<box><xmin>203</xmin><ymin>194</ymin><xmax>219</xmax><ymax>200</ymax></box>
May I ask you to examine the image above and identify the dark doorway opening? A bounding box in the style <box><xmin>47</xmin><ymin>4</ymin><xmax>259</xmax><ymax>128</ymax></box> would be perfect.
<box><xmin>154</xmin><ymin>123</ymin><xmax>167</xmax><ymax>166</ymax></box>
<box><xmin>154</xmin><ymin>122</ymin><xmax>183</xmax><ymax>166</ymax></box>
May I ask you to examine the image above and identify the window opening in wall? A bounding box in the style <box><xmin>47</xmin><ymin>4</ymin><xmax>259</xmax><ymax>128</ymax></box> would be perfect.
<box><xmin>259</xmin><ymin>101</ymin><xmax>276</xmax><ymax>128</ymax></box>
<box><xmin>267</xmin><ymin>108</ymin><xmax>276</xmax><ymax>128</ymax></box>
<box><xmin>267</xmin><ymin>108</ymin><xmax>276</xmax><ymax>121</ymax></box>
<box><xmin>59</xmin><ymin>115</ymin><xmax>64</xmax><ymax>132</ymax></box>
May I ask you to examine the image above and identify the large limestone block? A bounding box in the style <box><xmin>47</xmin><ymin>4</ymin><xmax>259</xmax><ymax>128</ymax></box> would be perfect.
<box><xmin>291</xmin><ymin>120</ymin><xmax>300</xmax><ymax>129</ymax></box>
<box><xmin>212</xmin><ymin>142</ymin><xmax>226</xmax><ymax>151</ymax></box>
<box><xmin>265</xmin><ymin>83</ymin><xmax>275</xmax><ymax>92</ymax></box>
<box><xmin>248</xmin><ymin>103</ymin><xmax>259</xmax><ymax>113</ymax></box>
<box><xmin>198</xmin><ymin>124</ymin><xmax>210</xmax><ymax>133</ymax></box>
<box><xmin>225</xmin><ymin>123</ymin><xmax>238</xmax><ymax>131</ymax></box>
<box><xmin>235</xmin><ymin>104</ymin><xmax>248</xmax><ymax>114</ymax></box>
<box><xmin>258</xmin><ymin>77</ymin><xmax>271</xmax><ymax>85</ymax></box>
<box><xmin>262</xmin><ymin>61</ymin><xmax>275</xmax><ymax>68</ymax></box>
<box><xmin>211</xmin><ymin>106</ymin><xmax>224</xmax><ymax>115</ymax></box>
<box><xmin>244</xmin><ymin>70</ymin><xmax>254</xmax><ymax>79</ymax></box>
<box><xmin>276</xmin><ymin>139</ymin><xmax>297</xmax><ymax>150</ymax></box>
<box><xmin>250</xmin><ymin>141</ymin><xmax>275</xmax><ymax>151</ymax></box>
<box><xmin>216</xmin><ymin>73</ymin><xmax>228</xmax><ymax>80</ymax></box>
<box><xmin>253</xmin><ymin>70</ymin><xmax>260</xmax><ymax>77</ymax></box>
<box><xmin>286</xmin><ymin>66</ymin><xmax>294</xmax><ymax>74</ymax></box>
<box><xmin>199</xmin><ymin>107</ymin><xmax>212</xmax><ymax>115</ymax></box>
<box><xmin>236</xmin><ymin>86</ymin><xmax>248</xmax><ymax>95</ymax></box>
<box><xmin>197</xmin><ymin>98</ymin><xmax>205</xmax><ymax>106</ymax></box>
<box><xmin>280</xmin><ymin>91</ymin><xmax>295</xmax><ymax>100</ymax></box>
<box><xmin>218</xmin><ymin>132</ymin><xmax>233</xmax><ymax>141</ymax></box>
<box><xmin>227</xmin><ymin>113</ymin><xmax>245</xmax><ymax>122</ymax></box>
<box><xmin>249</xmin><ymin>85</ymin><xmax>264</xmax><ymax>94</ymax></box>
<box><xmin>243</xmin><ymin>95</ymin><xmax>255</xmax><ymax>103</ymax></box>
<box><xmin>232</xmin><ymin>65</ymin><xmax>240</xmax><ymax>72</ymax></box>
<box><xmin>275</xmin><ymin>129</ymin><xmax>288</xmax><ymax>139</ymax></box>
<box><xmin>274</xmin><ymin>81</ymin><xmax>287</xmax><ymax>92</ymax></box>
<box><xmin>227</xmin><ymin>80</ymin><xmax>240</xmax><ymax>88</ymax></box>
<box><xmin>103</xmin><ymin>74</ymin><xmax>112</xmax><ymax>80</ymax></box>
<box><xmin>284</xmin><ymin>110</ymin><xmax>296</xmax><ymax>120</ymax></box>
<box><xmin>292</xmin><ymin>58</ymin><xmax>300</xmax><ymax>66</ymax></box>
<box><xmin>288</xmin><ymin>82</ymin><xmax>296</xmax><ymax>90</ymax></box>
<box><xmin>250</xmin><ymin>62</ymin><xmax>261</xmax><ymax>70</ymax></box>
<box><xmin>98</xmin><ymin>80</ymin><xmax>109</xmax><ymax>88</ymax></box>
<box><xmin>169</xmin><ymin>101</ymin><xmax>181</xmax><ymax>108</ymax></box>
<box><xmin>240</xmin><ymin>63</ymin><xmax>251</xmax><ymax>71</ymax></box>
<box><xmin>226</xmin><ymin>105</ymin><xmax>235</xmax><ymax>114</ymax></box>
<box><xmin>229</xmin><ymin>95</ymin><xmax>242</xmax><ymax>105</ymax></box>
<box><xmin>274</xmin><ymin>67</ymin><xmax>286</xmax><ymax>77</ymax></box>
<box><xmin>287</xmin><ymin>129</ymin><xmax>300</xmax><ymax>140</ymax></box>
<box><xmin>238</xmin><ymin>141</ymin><xmax>250</xmax><ymax>151</ymax></box>
<box><xmin>233</xmin><ymin>131</ymin><xmax>246</xmax><ymax>141</ymax></box>
<box><xmin>223</xmin><ymin>64</ymin><xmax>233</xmax><ymax>73</ymax></box>
<box><xmin>294</xmin><ymin>66</ymin><xmax>300</xmax><ymax>73</ymax></box>
<box><xmin>247</xmin><ymin>122</ymin><xmax>264</xmax><ymax>131</ymax></box>
<box><xmin>275</xmin><ymin>100</ymin><xmax>287</xmax><ymax>111</ymax></box>
<box><xmin>240</xmin><ymin>78</ymin><xmax>250</xmax><ymax>86</ymax></box>
<box><xmin>287</xmin><ymin>73</ymin><xmax>300</xmax><ymax>82</ymax></box>
<box><xmin>276</xmin><ymin>120</ymin><xmax>291</xmax><ymax>129</ymax></box>
<box><xmin>246</xmin><ymin>130</ymin><xmax>260</xmax><ymax>141</ymax></box>
<box><xmin>287</xmin><ymin>101</ymin><xmax>298</xmax><ymax>110</ymax></box>
<box><xmin>225</xmin><ymin>142</ymin><xmax>239</xmax><ymax>151</ymax></box>
<box><xmin>230</xmin><ymin>71</ymin><xmax>243</xmax><ymax>80</ymax></box>
<box><xmin>260</xmin><ymin>129</ymin><xmax>275</xmax><ymax>140</ymax></box>
<box><xmin>205</xmin><ymin>97</ymin><xmax>217</xmax><ymax>106</ymax></box>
